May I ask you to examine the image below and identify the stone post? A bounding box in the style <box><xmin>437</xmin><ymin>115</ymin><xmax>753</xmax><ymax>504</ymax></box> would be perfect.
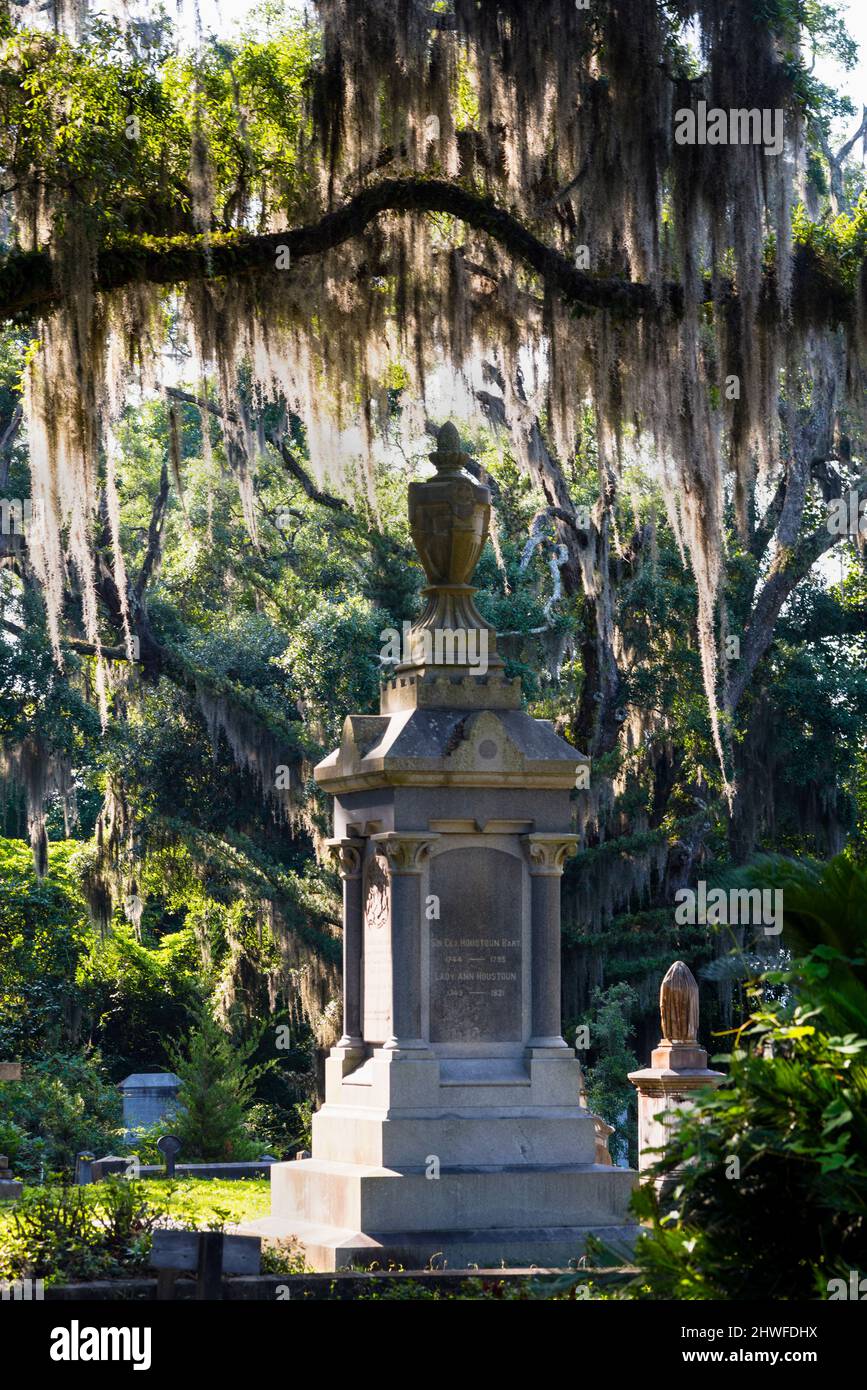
<box><xmin>521</xmin><ymin>833</ymin><xmax>578</xmax><ymax>1049</ymax></box>
<box><xmin>326</xmin><ymin>837</ymin><xmax>365</xmax><ymax>1051</ymax></box>
<box><xmin>371</xmin><ymin>831</ymin><xmax>439</xmax><ymax>1052</ymax></box>
<box><xmin>628</xmin><ymin>960</ymin><xmax>724</xmax><ymax>1184</ymax></box>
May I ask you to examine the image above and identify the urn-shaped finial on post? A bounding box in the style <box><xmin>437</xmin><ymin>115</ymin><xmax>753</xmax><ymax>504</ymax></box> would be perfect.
<box><xmin>399</xmin><ymin>420</ymin><xmax>502</xmax><ymax>675</ymax></box>
<box><xmin>629</xmin><ymin>960</ymin><xmax>724</xmax><ymax>1181</ymax></box>
<box><xmin>659</xmin><ymin>960</ymin><xmax>699</xmax><ymax>1044</ymax></box>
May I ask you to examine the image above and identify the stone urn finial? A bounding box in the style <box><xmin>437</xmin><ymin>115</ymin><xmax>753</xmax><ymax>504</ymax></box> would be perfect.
<box><xmin>399</xmin><ymin>421</ymin><xmax>502</xmax><ymax>674</ymax></box>
<box><xmin>659</xmin><ymin>960</ymin><xmax>699</xmax><ymax>1044</ymax></box>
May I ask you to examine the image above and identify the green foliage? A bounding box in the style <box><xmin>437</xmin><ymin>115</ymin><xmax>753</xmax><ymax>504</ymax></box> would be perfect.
<box><xmin>0</xmin><ymin>10</ymin><xmax>318</xmax><ymax>249</ymax></box>
<box><xmin>571</xmin><ymin>983</ymin><xmax>639</xmax><ymax>1166</ymax></box>
<box><xmin>0</xmin><ymin>1053</ymin><xmax>122</xmax><ymax>1181</ymax></box>
<box><xmin>246</xmin><ymin>1096</ymin><xmax>312</xmax><ymax>1158</ymax></box>
<box><xmin>0</xmin><ymin>1178</ymin><xmax>173</xmax><ymax>1284</ymax></box>
<box><xmin>167</xmin><ymin>1007</ymin><xmax>272</xmax><ymax>1162</ymax></box>
<box><xmin>619</xmin><ymin>854</ymin><xmax>867</xmax><ymax>1300</ymax></box>
<box><xmin>792</xmin><ymin>196</ymin><xmax>867</xmax><ymax>290</ymax></box>
<box><xmin>0</xmin><ymin>839</ymin><xmax>90</xmax><ymax>1058</ymax></box>
<box><xmin>281</xmin><ymin>592</ymin><xmax>392</xmax><ymax>746</ymax></box>
<box><xmin>75</xmin><ymin>923</ymin><xmax>201</xmax><ymax>1079</ymax></box>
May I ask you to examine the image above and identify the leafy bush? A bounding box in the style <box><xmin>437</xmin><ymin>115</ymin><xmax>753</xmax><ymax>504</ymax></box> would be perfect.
<box><xmin>244</xmin><ymin>1098</ymin><xmax>311</xmax><ymax>1158</ymax></box>
<box><xmin>619</xmin><ymin>854</ymin><xmax>867</xmax><ymax>1300</ymax></box>
<box><xmin>0</xmin><ymin>838</ymin><xmax>91</xmax><ymax>1060</ymax></box>
<box><xmin>0</xmin><ymin>1179</ymin><xmax>174</xmax><ymax>1284</ymax></box>
<box><xmin>0</xmin><ymin>1053</ymin><xmax>123</xmax><ymax>1181</ymax></box>
<box><xmin>570</xmin><ymin>982</ymin><xmax>639</xmax><ymax>1166</ymax></box>
<box><xmin>167</xmin><ymin>1008</ymin><xmax>272</xmax><ymax>1161</ymax></box>
<box><xmin>75</xmin><ymin>921</ymin><xmax>201</xmax><ymax>1079</ymax></box>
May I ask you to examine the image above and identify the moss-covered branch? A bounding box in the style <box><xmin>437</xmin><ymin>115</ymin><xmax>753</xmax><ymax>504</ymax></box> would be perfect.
<box><xmin>2</xmin><ymin>176</ymin><xmax>861</xmax><ymax>333</ymax></box>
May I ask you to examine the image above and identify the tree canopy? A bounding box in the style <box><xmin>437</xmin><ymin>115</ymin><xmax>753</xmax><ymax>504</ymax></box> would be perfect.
<box><xmin>1</xmin><ymin>0</ymin><xmax>865</xmax><ymax>1070</ymax></box>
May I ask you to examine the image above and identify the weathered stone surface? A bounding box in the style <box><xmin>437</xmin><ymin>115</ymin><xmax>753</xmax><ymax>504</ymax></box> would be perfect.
<box><xmin>119</xmin><ymin>1072</ymin><xmax>181</xmax><ymax>1136</ymax></box>
<box><xmin>429</xmin><ymin>847</ymin><xmax>522</xmax><ymax>1043</ymax></box>
<box><xmin>316</xmin><ymin>705</ymin><xmax>586</xmax><ymax>795</ymax></box>
<box><xmin>630</xmin><ymin>961</ymin><xmax>725</xmax><ymax>1178</ymax></box>
<box><xmin>361</xmin><ymin>855</ymin><xmax>391</xmax><ymax>1044</ymax></box>
<box><xmin>245</xmin><ymin>427</ymin><xmax>638</xmax><ymax>1269</ymax></box>
<box><xmin>243</xmin><ymin>1213</ymin><xmax>638</xmax><ymax>1273</ymax></box>
<box><xmin>245</xmin><ymin>1159</ymin><xmax>636</xmax><ymax>1270</ymax></box>
<box><xmin>659</xmin><ymin>959</ymin><xmax>700</xmax><ymax>1043</ymax></box>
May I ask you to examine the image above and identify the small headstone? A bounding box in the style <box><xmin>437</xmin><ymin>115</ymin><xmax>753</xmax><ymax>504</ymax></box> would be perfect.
<box><xmin>156</xmin><ymin>1134</ymin><xmax>182</xmax><ymax>1178</ymax></box>
<box><xmin>90</xmin><ymin>1155</ymin><xmax>131</xmax><ymax>1182</ymax></box>
<box><xmin>74</xmin><ymin>1152</ymin><xmax>95</xmax><ymax>1185</ymax></box>
<box><xmin>119</xmin><ymin>1072</ymin><xmax>181</xmax><ymax>1137</ymax></box>
<box><xmin>150</xmin><ymin>1228</ymin><xmax>261</xmax><ymax>1301</ymax></box>
<box><xmin>0</xmin><ymin>1154</ymin><xmax>23</xmax><ymax>1200</ymax></box>
<box><xmin>295</xmin><ymin>1149</ymin><xmax>311</xmax><ymax>1160</ymax></box>
<box><xmin>0</xmin><ymin>1062</ymin><xmax>22</xmax><ymax>1082</ymax></box>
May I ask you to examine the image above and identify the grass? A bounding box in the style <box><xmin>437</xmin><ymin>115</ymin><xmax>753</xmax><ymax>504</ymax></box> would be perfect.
<box><xmin>0</xmin><ymin>1175</ymin><xmax>270</xmax><ymax>1231</ymax></box>
<box><xmin>132</xmin><ymin>1176</ymin><xmax>271</xmax><ymax>1226</ymax></box>
<box><xmin>0</xmin><ymin>1176</ymin><xmax>282</xmax><ymax>1284</ymax></box>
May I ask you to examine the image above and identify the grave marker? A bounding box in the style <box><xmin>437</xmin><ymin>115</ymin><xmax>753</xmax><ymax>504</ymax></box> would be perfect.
<box><xmin>242</xmin><ymin>425</ymin><xmax>638</xmax><ymax>1269</ymax></box>
<box><xmin>156</xmin><ymin>1134</ymin><xmax>182</xmax><ymax>1178</ymax></box>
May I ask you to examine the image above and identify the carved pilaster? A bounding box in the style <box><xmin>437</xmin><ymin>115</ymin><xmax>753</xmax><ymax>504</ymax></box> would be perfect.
<box><xmin>325</xmin><ymin>838</ymin><xmax>363</xmax><ymax>880</ymax></box>
<box><xmin>371</xmin><ymin>831</ymin><xmax>438</xmax><ymax>875</ymax></box>
<box><xmin>522</xmin><ymin>834</ymin><xmax>578</xmax><ymax>1048</ymax></box>
<box><xmin>522</xmin><ymin>833</ymin><xmax>579</xmax><ymax>875</ymax></box>
<box><xmin>371</xmin><ymin>832</ymin><xmax>439</xmax><ymax>1051</ymax></box>
<box><xmin>325</xmin><ymin>837</ymin><xmax>365</xmax><ymax>1050</ymax></box>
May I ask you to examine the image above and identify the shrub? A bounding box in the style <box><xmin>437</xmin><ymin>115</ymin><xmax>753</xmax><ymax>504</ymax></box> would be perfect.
<box><xmin>0</xmin><ymin>1052</ymin><xmax>123</xmax><ymax>1181</ymax></box>
<box><xmin>0</xmin><ymin>1179</ymin><xmax>174</xmax><ymax>1284</ymax></box>
<box><xmin>167</xmin><ymin>1008</ymin><xmax>272</xmax><ymax>1162</ymax></box>
<box><xmin>618</xmin><ymin>854</ymin><xmax>867</xmax><ymax>1300</ymax></box>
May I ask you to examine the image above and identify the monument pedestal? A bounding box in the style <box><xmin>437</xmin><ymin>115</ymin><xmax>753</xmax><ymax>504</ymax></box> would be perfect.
<box><xmin>250</xmin><ymin>1043</ymin><xmax>636</xmax><ymax>1269</ymax></box>
<box><xmin>245</xmin><ymin>426</ymin><xmax>638</xmax><ymax>1269</ymax></box>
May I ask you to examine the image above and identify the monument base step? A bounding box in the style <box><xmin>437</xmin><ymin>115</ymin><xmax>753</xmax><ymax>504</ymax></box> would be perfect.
<box><xmin>240</xmin><ymin>1214</ymin><xmax>639</xmax><ymax>1272</ymax></box>
<box><xmin>267</xmin><ymin>1157</ymin><xmax>637</xmax><ymax>1232</ymax></box>
<box><xmin>0</xmin><ymin>1179</ymin><xmax>22</xmax><ymax>1199</ymax></box>
<box><xmin>240</xmin><ymin>1157</ymin><xmax>639</xmax><ymax>1270</ymax></box>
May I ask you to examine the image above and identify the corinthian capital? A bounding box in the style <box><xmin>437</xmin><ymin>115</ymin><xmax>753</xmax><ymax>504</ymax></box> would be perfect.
<box><xmin>521</xmin><ymin>832</ymin><xmax>579</xmax><ymax>875</ymax></box>
<box><xmin>370</xmin><ymin>831</ymin><xmax>440</xmax><ymax>874</ymax></box>
<box><xmin>325</xmin><ymin>837</ymin><xmax>363</xmax><ymax>879</ymax></box>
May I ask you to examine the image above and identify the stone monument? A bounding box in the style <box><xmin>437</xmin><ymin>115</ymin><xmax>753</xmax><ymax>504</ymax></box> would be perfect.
<box><xmin>628</xmin><ymin>960</ymin><xmax>725</xmax><ymax>1186</ymax></box>
<box><xmin>248</xmin><ymin>423</ymin><xmax>637</xmax><ymax>1268</ymax></box>
<box><xmin>0</xmin><ymin>1155</ymin><xmax>23</xmax><ymax>1200</ymax></box>
<box><xmin>119</xmin><ymin>1072</ymin><xmax>181</xmax><ymax>1138</ymax></box>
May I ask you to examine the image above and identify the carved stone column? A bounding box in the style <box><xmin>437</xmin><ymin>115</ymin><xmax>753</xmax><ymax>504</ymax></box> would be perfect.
<box><xmin>521</xmin><ymin>833</ymin><xmax>578</xmax><ymax>1049</ymax></box>
<box><xmin>325</xmin><ymin>837</ymin><xmax>365</xmax><ymax>1051</ymax></box>
<box><xmin>371</xmin><ymin>832</ymin><xmax>439</xmax><ymax>1052</ymax></box>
